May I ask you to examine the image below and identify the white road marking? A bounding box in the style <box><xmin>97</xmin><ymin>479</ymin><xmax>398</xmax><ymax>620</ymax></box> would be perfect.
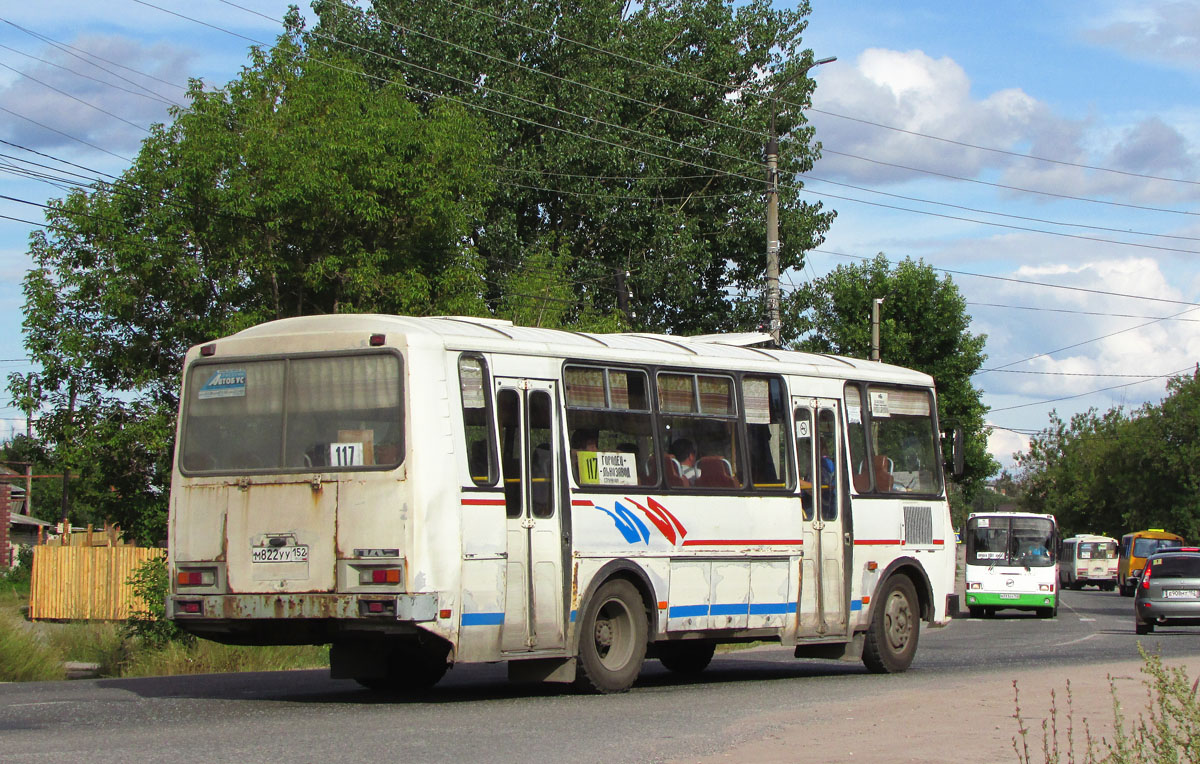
<box><xmin>1079</xmin><ymin>617</ymin><xmax>1097</xmax><ymax>622</ymax></box>
<box><xmin>1055</xmin><ymin>633</ymin><xmax>1100</xmax><ymax>647</ymax></box>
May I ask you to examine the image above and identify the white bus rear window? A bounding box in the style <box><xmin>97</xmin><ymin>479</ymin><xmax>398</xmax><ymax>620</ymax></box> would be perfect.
<box><xmin>180</xmin><ymin>353</ymin><xmax>402</xmax><ymax>473</ymax></box>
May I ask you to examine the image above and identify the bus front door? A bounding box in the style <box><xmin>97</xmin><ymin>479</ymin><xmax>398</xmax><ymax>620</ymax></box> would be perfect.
<box><xmin>496</xmin><ymin>379</ymin><xmax>567</xmax><ymax>653</ymax></box>
<box><xmin>793</xmin><ymin>399</ymin><xmax>848</xmax><ymax>638</ymax></box>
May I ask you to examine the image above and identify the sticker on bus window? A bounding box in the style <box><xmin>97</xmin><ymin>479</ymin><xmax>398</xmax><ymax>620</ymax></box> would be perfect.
<box><xmin>198</xmin><ymin>369</ymin><xmax>247</xmax><ymax>400</ymax></box>
<box><xmin>977</xmin><ymin>551</ymin><xmax>1005</xmax><ymax>560</ymax></box>
<box><xmin>870</xmin><ymin>391</ymin><xmax>890</xmax><ymax>417</ymax></box>
<box><xmin>976</xmin><ymin>518</ymin><xmax>990</xmax><ymax>527</ymax></box>
<box><xmin>847</xmin><ymin>405</ymin><xmax>861</xmax><ymax>424</ymax></box>
<box><xmin>577</xmin><ymin>451</ymin><xmax>637</xmax><ymax>486</ymax></box>
<box><xmin>796</xmin><ymin>420</ymin><xmax>811</xmax><ymax>438</ymax></box>
<box><xmin>330</xmin><ymin>442</ymin><xmax>365</xmax><ymax>467</ymax></box>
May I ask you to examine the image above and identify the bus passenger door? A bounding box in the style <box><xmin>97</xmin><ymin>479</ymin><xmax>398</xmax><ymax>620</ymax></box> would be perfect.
<box><xmin>793</xmin><ymin>399</ymin><xmax>848</xmax><ymax>637</ymax></box>
<box><xmin>496</xmin><ymin>379</ymin><xmax>567</xmax><ymax>653</ymax></box>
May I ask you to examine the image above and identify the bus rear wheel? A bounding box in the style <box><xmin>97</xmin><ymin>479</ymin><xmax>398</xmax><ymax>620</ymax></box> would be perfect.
<box><xmin>349</xmin><ymin>640</ymin><xmax>449</xmax><ymax>693</ymax></box>
<box><xmin>657</xmin><ymin>641</ymin><xmax>716</xmax><ymax>675</ymax></box>
<box><xmin>863</xmin><ymin>575</ymin><xmax>920</xmax><ymax>674</ymax></box>
<box><xmin>575</xmin><ymin>578</ymin><xmax>648</xmax><ymax>694</ymax></box>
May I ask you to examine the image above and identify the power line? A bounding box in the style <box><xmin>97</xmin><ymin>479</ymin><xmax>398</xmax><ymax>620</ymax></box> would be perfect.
<box><xmin>809</xmin><ymin>108</ymin><xmax>1200</xmax><ymax>187</ymax></box>
<box><xmin>0</xmin><ymin>61</ymin><xmax>152</xmax><ymax>133</ymax></box>
<box><xmin>0</xmin><ymin>42</ymin><xmax>179</xmax><ymax>107</ymax></box>
<box><xmin>810</xmin><ymin>249</ymin><xmax>1200</xmax><ymax>308</ymax></box>
<box><xmin>989</xmin><ymin>366</ymin><xmax>1194</xmax><ymax>413</ymax></box>
<box><xmin>966</xmin><ymin>301</ymin><xmax>1200</xmax><ymax>323</ymax></box>
<box><xmin>0</xmin><ymin>104</ymin><xmax>132</xmax><ymax>162</ymax></box>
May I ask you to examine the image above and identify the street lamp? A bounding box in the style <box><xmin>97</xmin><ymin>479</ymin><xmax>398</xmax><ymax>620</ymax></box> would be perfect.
<box><xmin>765</xmin><ymin>55</ymin><xmax>835</xmax><ymax>346</ymax></box>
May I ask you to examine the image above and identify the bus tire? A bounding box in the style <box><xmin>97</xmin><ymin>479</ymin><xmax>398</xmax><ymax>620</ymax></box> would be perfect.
<box><xmin>657</xmin><ymin>641</ymin><xmax>716</xmax><ymax>675</ymax></box>
<box><xmin>575</xmin><ymin>578</ymin><xmax>648</xmax><ymax>693</ymax></box>
<box><xmin>968</xmin><ymin>606</ymin><xmax>983</xmax><ymax>619</ymax></box>
<box><xmin>862</xmin><ymin>575</ymin><xmax>920</xmax><ymax>674</ymax></box>
<box><xmin>354</xmin><ymin>641</ymin><xmax>449</xmax><ymax>693</ymax></box>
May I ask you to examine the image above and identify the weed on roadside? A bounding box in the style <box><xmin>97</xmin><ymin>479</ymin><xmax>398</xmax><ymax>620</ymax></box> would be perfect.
<box><xmin>1014</xmin><ymin>645</ymin><xmax>1200</xmax><ymax>763</ymax></box>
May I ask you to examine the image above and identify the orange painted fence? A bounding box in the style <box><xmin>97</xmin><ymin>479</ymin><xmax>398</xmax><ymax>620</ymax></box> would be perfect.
<box><xmin>29</xmin><ymin>545</ymin><xmax>164</xmax><ymax>620</ymax></box>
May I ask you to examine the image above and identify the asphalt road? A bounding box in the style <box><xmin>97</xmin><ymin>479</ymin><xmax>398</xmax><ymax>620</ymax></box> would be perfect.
<box><xmin>2</xmin><ymin>588</ymin><xmax>1196</xmax><ymax>764</ymax></box>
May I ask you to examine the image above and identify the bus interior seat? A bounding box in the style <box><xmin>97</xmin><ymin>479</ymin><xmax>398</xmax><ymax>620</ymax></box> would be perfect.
<box><xmin>873</xmin><ymin>454</ymin><xmax>894</xmax><ymax>492</ymax></box>
<box><xmin>695</xmin><ymin>456</ymin><xmax>738</xmax><ymax>488</ymax></box>
<box><xmin>665</xmin><ymin>457</ymin><xmax>688</xmax><ymax>488</ymax></box>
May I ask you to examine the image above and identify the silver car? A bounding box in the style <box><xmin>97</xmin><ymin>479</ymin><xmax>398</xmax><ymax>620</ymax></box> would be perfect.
<box><xmin>1133</xmin><ymin>549</ymin><xmax>1200</xmax><ymax>634</ymax></box>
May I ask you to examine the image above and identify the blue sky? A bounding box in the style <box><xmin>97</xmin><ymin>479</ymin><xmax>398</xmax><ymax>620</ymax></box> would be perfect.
<box><xmin>1</xmin><ymin>1</ymin><xmax>1199</xmax><ymax>474</ymax></box>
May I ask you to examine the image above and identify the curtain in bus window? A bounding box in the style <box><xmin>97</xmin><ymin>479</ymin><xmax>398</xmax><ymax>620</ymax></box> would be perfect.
<box><xmin>565</xmin><ymin>367</ymin><xmax>606</xmax><ymax>408</ymax></box>
<box><xmin>658</xmin><ymin>373</ymin><xmax>697</xmax><ymax>413</ymax></box>
<box><xmin>182</xmin><ymin>360</ymin><xmax>286</xmax><ymax>472</ymax></box>
<box><xmin>284</xmin><ymin>355</ymin><xmax>402</xmax><ymax>469</ymax></box>
<box><xmin>698</xmin><ymin>375</ymin><xmax>735</xmax><ymax>415</ymax></box>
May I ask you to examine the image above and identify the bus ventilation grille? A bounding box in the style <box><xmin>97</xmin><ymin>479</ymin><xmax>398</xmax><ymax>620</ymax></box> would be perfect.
<box><xmin>903</xmin><ymin>505</ymin><xmax>934</xmax><ymax>546</ymax></box>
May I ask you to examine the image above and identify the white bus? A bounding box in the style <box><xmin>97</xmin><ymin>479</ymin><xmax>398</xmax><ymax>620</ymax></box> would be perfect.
<box><xmin>964</xmin><ymin>512</ymin><xmax>1059</xmax><ymax>618</ymax></box>
<box><xmin>167</xmin><ymin>315</ymin><xmax>959</xmax><ymax>693</ymax></box>
<box><xmin>1059</xmin><ymin>534</ymin><xmax>1118</xmax><ymax>591</ymax></box>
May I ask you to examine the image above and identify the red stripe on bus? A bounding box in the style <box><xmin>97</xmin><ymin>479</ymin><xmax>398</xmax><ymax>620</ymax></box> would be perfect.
<box><xmin>681</xmin><ymin>539</ymin><xmax>802</xmax><ymax>547</ymax></box>
<box><xmin>461</xmin><ymin>498</ymin><xmax>506</xmax><ymax>506</ymax></box>
<box><xmin>933</xmin><ymin>539</ymin><xmax>945</xmax><ymax>545</ymax></box>
<box><xmin>571</xmin><ymin>499</ymin><xmax>594</xmax><ymax>506</ymax></box>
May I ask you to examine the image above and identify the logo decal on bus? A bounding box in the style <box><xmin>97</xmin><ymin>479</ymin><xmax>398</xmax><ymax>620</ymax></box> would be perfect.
<box><xmin>592</xmin><ymin>497</ymin><xmax>688</xmax><ymax>545</ymax></box>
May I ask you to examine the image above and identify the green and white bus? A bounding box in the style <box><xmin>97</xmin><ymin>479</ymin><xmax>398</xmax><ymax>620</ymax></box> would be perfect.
<box><xmin>964</xmin><ymin>512</ymin><xmax>1058</xmax><ymax>618</ymax></box>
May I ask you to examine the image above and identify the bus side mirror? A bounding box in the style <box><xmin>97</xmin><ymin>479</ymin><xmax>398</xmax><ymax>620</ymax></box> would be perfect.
<box><xmin>942</xmin><ymin>426</ymin><xmax>965</xmax><ymax>477</ymax></box>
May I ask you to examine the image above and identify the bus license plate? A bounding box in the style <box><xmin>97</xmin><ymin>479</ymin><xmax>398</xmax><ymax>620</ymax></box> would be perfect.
<box><xmin>252</xmin><ymin>545</ymin><xmax>309</xmax><ymax>563</ymax></box>
<box><xmin>1163</xmin><ymin>589</ymin><xmax>1198</xmax><ymax>600</ymax></box>
<box><xmin>999</xmin><ymin>593</ymin><xmax>1019</xmax><ymax>599</ymax></box>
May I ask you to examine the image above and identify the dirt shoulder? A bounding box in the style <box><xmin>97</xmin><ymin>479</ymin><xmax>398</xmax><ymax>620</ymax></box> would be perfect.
<box><xmin>684</xmin><ymin>657</ymin><xmax>1196</xmax><ymax>764</ymax></box>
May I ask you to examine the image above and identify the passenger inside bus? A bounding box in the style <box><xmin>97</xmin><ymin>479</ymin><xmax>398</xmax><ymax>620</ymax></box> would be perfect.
<box><xmin>668</xmin><ymin>438</ymin><xmax>699</xmax><ymax>486</ymax></box>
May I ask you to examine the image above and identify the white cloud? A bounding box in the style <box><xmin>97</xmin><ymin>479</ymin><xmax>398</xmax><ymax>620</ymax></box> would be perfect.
<box><xmin>1085</xmin><ymin>1</ymin><xmax>1200</xmax><ymax>68</ymax></box>
<box><xmin>986</xmin><ymin>425</ymin><xmax>1029</xmax><ymax>473</ymax></box>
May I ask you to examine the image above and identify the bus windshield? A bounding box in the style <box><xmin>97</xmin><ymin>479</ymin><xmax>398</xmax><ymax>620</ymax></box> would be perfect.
<box><xmin>967</xmin><ymin>516</ymin><xmax>1056</xmax><ymax>568</ymax></box>
<box><xmin>179</xmin><ymin>353</ymin><xmax>403</xmax><ymax>474</ymax></box>
<box><xmin>1133</xmin><ymin>537</ymin><xmax>1183</xmax><ymax>557</ymax></box>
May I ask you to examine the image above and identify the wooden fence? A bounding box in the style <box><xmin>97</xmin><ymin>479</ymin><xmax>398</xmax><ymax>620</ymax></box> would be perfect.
<box><xmin>29</xmin><ymin>545</ymin><xmax>164</xmax><ymax>620</ymax></box>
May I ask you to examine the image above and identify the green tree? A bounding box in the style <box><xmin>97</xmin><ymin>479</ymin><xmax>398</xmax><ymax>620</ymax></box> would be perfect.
<box><xmin>10</xmin><ymin>16</ymin><xmax>494</xmax><ymax>543</ymax></box>
<box><xmin>311</xmin><ymin>0</ymin><xmax>835</xmax><ymax>333</ymax></box>
<box><xmin>792</xmin><ymin>254</ymin><xmax>997</xmax><ymax>497</ymax></box>
<box><xmin>1016</xmin><ymin>371</ymin><xmax>1200</xmax><ymax>539</ymax></box>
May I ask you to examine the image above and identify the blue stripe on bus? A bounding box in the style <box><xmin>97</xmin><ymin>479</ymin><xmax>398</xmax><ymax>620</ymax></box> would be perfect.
<box><xmin>748</xmin><ymin>602</ymin><xmax>796</xmax><ymax>615</ymax></box>
<box><xmin>461</xmin><ymin>612</ymin><xmax>504</xmax><ymax>626</ymax></box>
<box><xmin>668</xmin><ymin>602</ymin><xmax>796</xmax><ymax>618</ymax></box>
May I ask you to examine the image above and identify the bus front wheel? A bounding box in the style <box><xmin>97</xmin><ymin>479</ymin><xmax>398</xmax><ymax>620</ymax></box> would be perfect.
<box><xmin>575</xmin><ymin>578</ymin><xmax>648</xmax><ymax>693</ymax></box>
<box><xmin>863</xmin><ymin>575</ymin><xmax>920</xmax><ymax>674</ymax></box>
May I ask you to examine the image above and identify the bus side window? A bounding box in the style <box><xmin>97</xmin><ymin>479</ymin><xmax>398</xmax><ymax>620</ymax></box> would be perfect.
<box><xmin>459</xmin><ymin>355</ymin><xmax>497</xmax><ymax>486</ymax></box>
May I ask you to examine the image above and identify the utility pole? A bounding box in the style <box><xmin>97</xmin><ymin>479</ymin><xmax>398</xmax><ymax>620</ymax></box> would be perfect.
<box><xmin>871</xmin><ymin>298</ymin><xmax>884</xmax><ymax>361</ymax></box>
<box><xmin>765</xmin><ymin>56</ymin><xmax>835</xmax><ymax>346</ymax></box>
<box><xmin>25</xmin><ymin>377</ymin><xmax>32</xmax><ymax>515</ymax></box>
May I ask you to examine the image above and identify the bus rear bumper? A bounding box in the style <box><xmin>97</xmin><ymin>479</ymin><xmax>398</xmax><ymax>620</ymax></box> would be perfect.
<box><xmin>169</xmin><ymin>593</ymin><xmax>438</xmax><ymax>622</ymax></box>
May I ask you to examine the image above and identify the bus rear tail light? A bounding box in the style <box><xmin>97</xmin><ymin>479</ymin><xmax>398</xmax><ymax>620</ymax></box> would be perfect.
<box><xmin>176</xmin><ymin>600</ymin><xmax>202</xmax><ymax>615</ymax></box>
<box><xmin>177</xmin><ymin>568</ymin><xmax>215</xmax><ymax>587</ymax></box>
<box><xmin>360</xmin><ymin>567</ymin><xmax>402</xmax><ymax>585</ymax></box>
<box><xmin>1039</xmin><ymin>583</ymin><xmax>1054</xmax><ymax>592</ymax></box>
<box><xmin>359</xmin><ymin>598</ymin><xmax>396</xmax><ymax>617</ymax></box>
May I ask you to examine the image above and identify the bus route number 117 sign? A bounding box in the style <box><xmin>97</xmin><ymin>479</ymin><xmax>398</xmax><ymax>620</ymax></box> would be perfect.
<box><xmin>578</xmin><ymin>451</ymin><xmax>637</xmax><ymax>486</ymax></box>
<box><xmin>330</xmin><ymin>442</ymin><xmax>365</xmax><ymax>467</ymax></box>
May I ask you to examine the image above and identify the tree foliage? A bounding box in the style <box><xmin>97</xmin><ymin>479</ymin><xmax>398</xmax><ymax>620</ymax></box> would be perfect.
<box><xmin>313</xmin><ymin>0</ymin><xmax>835</xmax><ymax>332</ymax></box>
<box><xmin>792</xmin><ymin>254</ymin><xmax>997</xmax><ymax>497</ymax></box>
<box><xmin>10</xmin><ymin>16</ymin><xmax>493</xmax><ymax>543</ymax></box>
<box><xmin>1017</xmin><ymin>371</ymin><xmax>1200</xmax><ymax>539</ymax></box>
